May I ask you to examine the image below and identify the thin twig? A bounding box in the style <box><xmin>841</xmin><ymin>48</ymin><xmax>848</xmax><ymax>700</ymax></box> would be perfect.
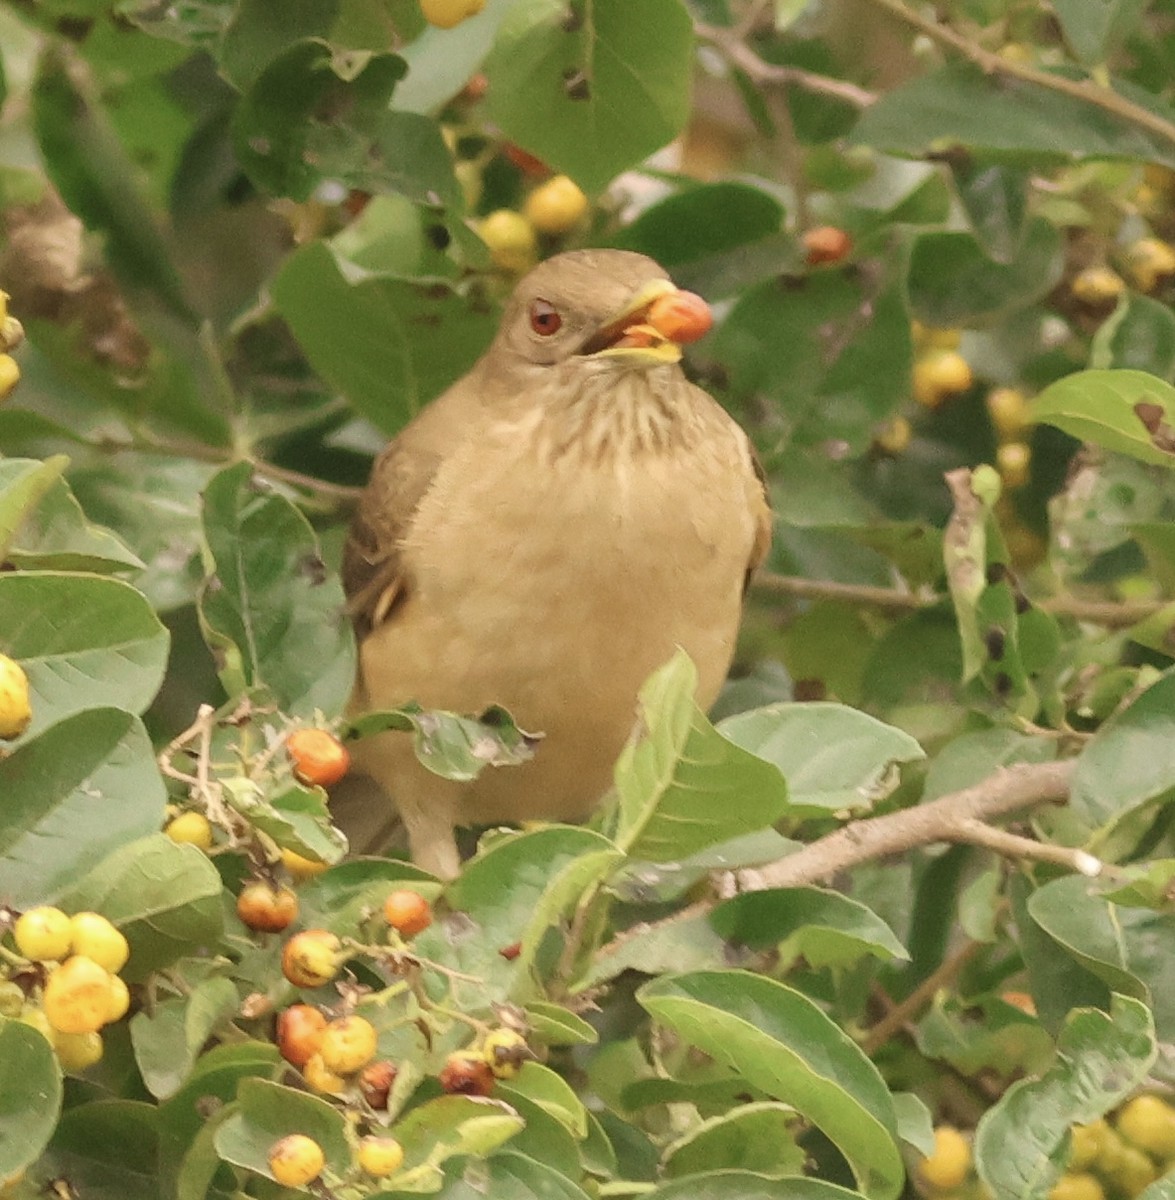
<box><xmin>861</xmin><ymin>0</ymin><xmax>1175</xmax><ymax>150</ymax></box>
<box><xmin>953</xmin><ymin>818</ymin><xmax>1106</xmax><ymax>876</ymax></box>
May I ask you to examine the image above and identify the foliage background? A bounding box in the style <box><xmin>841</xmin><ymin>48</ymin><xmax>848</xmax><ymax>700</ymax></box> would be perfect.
<box><xmin>2</xmin><ymin>0</ymin><xmax>1175</xmax><ymax>1198</ymax></box>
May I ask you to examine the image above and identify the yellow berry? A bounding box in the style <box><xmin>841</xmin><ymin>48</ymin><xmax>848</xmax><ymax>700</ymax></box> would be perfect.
<box><xmin>986</xmin><ymin>387</ymin><xmax>1032</xmax><ymax>440</ymax></box>
<box><xmin>917</xmin><ymin>1125</ymin><xmax>972</xmax><ymax>1192</ymax></box>
<box><xmin>105</xmin><ymin>973</ymin><xmax>131</xmax><ymax>1023</ymax></box>
<box><xmin>477</xmin><ymin>209</ymin><xmax>538</xmax><ymax>273</ymax></box>
<box><xmin>873</xmin><ymin>415</ymin><xmax>911</xmax><ymax>456</ymax></box>
<box><xmin>69</xmin><ymin>912</ymin><xmax>130</xmax><ymax>973</ymax></box>
<box><xmin>1117</xmin><ymin>1094</ymin><xmax>1175</xmax><ymax>1159</ymax></box>
<box><xmin>42</xmin><ymin>956</ymin><xmax>115</xmax><ymax>1035</ymax></box>
<box><xmin>912</xmin><ymin>321</ymin><xmax>961</xmax><ymax>350</ymax></box>
<box><xmin>357</xmin><ymin>1135</ymin><xmax>405</xmax><ymax>1178</ymax></box>
<box><xmin>18</xmin><ymin>1006</ymin><xmax>53</xmax><ymax>1041</ymax></box>
<box><xmin>1112</xmin><ymin>1144</ymin><xmax>1158</xmax><ymax>1196</ymax></box>
<box><xmin>165</xmin><ymin>811</ymin><xmax>214</xmax><ymax>850</ymax></box>
<box><xmin>1071</xmin><ymin>265</ymin><xmax>1126</xmax><ymax>305</ymax></box>
<box><xmin>1069</xmin><ymin>1119</ymin><xmax>1110</xmax><ymax>1170</ymax></box>
<box><xmin>482</xmin><ymin>1028</ymin><xmax>529</xmax><ymax>1080</ymax></box>
<box><xmin>281</xmin><ymin>930</ymin><xmax>342</xmax><ymax>989</ymax></box>
<box><xmin>0</xmin><ymin>355</ymin><xmax>19</xmax><ymax>401</ymax></box>
<box><xmin>913</xmin><ymin>350</ymin><xmax>973</xmax><ymax>409</ymax></box>
<box><xmin>53</xmin><ymin>1029</ymin><xmax>104</xmax><ymax>1071</ymax></box>
<box><xmin>1123</xmin><ymin>237</ymin><xmax>1175</xmax><ymax>293</ymax></box>
<box><xmin>319</xmin><ymin>1015</ymin><xmax>378</xmax><ymax>1076</ymax></box>
<box><xmin>0</xmin><ymin>654</ymin><xmax>32</xmax><ymax>739</ymax></box>
<box><xmin>267</xmin><ymin>1134</ymin><xmax>325</xmax><ymax>1188</ymax></box>
<box><xmin>1049</xmin><ymin>1173</ymin><xmax>1105</xmax><ymax>1200</ymax></box>
<box><xmin>303</xmin><ymin>1051</ymin><xmax>347</xmax><ymax>1096</ymax></box>
<box><xmin>455</xmin><ymin>161</ymin><xmax>483</xmax><ymax>213</ymax></box>
<box><xmin>13</xmin><ymin>906</ymin><xmax>73</xmax><ymax>962</ymax></box>
<box><xmin>420</xmin><ymin>0</ymin><xmax>486</xmax><ymax>28</ymax></box>
<box><xmin>997</xmin><ymin>441</ymin><xmax>1031</xmax><ymax>490</ymax></box>
<box><xmin>281</xmin><ymin>847</ymin><xmax>328</xmax><ymax>883</ymax></box>
<box><xmin>523</xmin><ymin>175</ymin><xmax>589</xmax><ymax>236</ymax></box>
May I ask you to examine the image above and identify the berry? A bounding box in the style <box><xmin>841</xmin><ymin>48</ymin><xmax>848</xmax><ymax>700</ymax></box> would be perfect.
<box><xmin>286</xmin><ymin>728</ymin><xmax>351</xmax><ymax>788</ymax></box>
<box><xmin>438</xmin><ymin>1050</ymin><xmax>495</xmax><ymax>1096</ymax></box>
<box><xmin>420</xmin><ymin>0</ymin><xmax>486</xmax><ymax>27</ymax></box>
<box><xmin>477</xmin><ymin>210</ymin><xmax>538</xmax><ymax>274</ymax></box>
<box><xmin>1049</xmin><ymin>1174</ymin><xmax>1105</xmax><ymax>1200</ymax></box>
<box><xmin>281</xmin><ymin>930</ymin><xmax>342</xmax><ymax>989</ymax></box>
<box><xmin>276</xmin><ymin>1004</ymin><xmax>327</xmax><ymax>1067</ymax></box>
<box><xmin>523</xmin><ymin>175</ymin><xmax>589</xmax><ymax>235</ymax></box>
<box><xmin>647</xmin><ymin>291</ymin><xmax>713</xmax><ymax>345</ymax></box>
<box><xmin>318</xmin><ymin>1014</ymin><xmax>378</xmax><ymax>1075</ymax></box>
<box><xmin>303</xmin><ymin>1051</ymin><xmax>347</xmax><ymax>1096</ymax></box>
<box><xmin>1123</xmin><ymin>237</ymin><xmax>1175</xmax><ymax>293</ymax></box>
<box><xmin>917</xmin><ymin>1125</ymin><xmax>971</xmax><ymax>1192</ymax></box>
<box><xmin>42</xmin><ymin>956</ymin><xmax>115</xmax><ymax>1035</ymax></box>
<box><xmin>19</xmin><ymin>1006</ymin><xmax>54</xmax><ymax>1040</ymax></box>
<box><xmin>359</xmin><ymin>1059</ymin><xmax>397</xmax><ymax>1110</ymax></box>
<box><xmin>358</xmin><ymin>1135</ymin><xmax>405</xmax><ymax>1178</ymax></box>
<box><xmin>0</xmin><ymin>654</ymin><xmax>31</xmax><ymax>739</ymax></box>
<box><xmin>53</xmin><ymin>1029</ymin><xmax>104</xmax><ymax>1071</ymax></box>
<box><xmin>1070</xmin><ymin>265</ymin><xmax>1126</xmax><ymax>306</ymax></box>
<box><xmin>803</xmin><ymin>225</ymin><xmax>853</xmax><ymax>266</ymax></box>
<box><xmin>13</xmin><ymin>906</ymin><xmax>73</xmax><ymax>962</ymax></box>
<box><xmin>165</xmin><ymin>811</ymin><xmax>214</xmax><ymax>849</ymax></box>
<box><xmin>913</xmin><ymin>350</ymin><xmax>973</xmax><ymax>409</ymax></box>
<box><xmin>1069</xmin><ymin>1120</ymin><xmax>1110</xmax><ymax>1170</ymax></box>
<box><xmin>482</xmin><ymin>1028</ymin><xmax>529</xmax><ymax>1080</ymax></box>
<box><xmin>69</xmin><ymin>912</ymin><xmax>130</xmax><ymax>973</ymax></box>
<box><xmin>0</xmin><ymin>355</ymin><xmax>19</xmax><ymax>402</ymax></box>
<box><xmin>987</xmin><ymin>387</ymin><xmax>1032</xmax><ymax>440</ymax></box>
<box><xmin>1117</xmin><ymin>1094</ymin><xmax>1175</xmax><ymax>1159</ymax></box>
<box><xmin>237</xmin><ymin>882</ymin><xmax>298</xmax><ymax>933</ymax></box>
<box><xmin>267</xmin><ymin>1134</ymin><xmax>325</xmax><ymax>1188</ymax></box>
<box><xmin>997</xmin><ymin>441</ymin><xmax>1031</xmax><ymax>490</ymax></box>
<box><xmin>384</xmin><ymin>890</ymin><xmax>432</xmax><ymax>939</ymax></box>
<box><xmin>281</xmin><ymin>848</ymin><xmax>328</xmax><ymax>883</ymax></box>
<box><xmin>873</xmin><ymin>416</ymin><xmax>911</xmax><ymax>456</ymax></box>
<box><xmin>105</xmin><ymin>974</ymin><xmax>131</xmax><ymax>1023</ymax></box>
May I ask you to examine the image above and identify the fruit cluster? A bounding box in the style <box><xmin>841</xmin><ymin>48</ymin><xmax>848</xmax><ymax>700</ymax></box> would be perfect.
<box><xmin>1054</xmin><ymin>1095</ymin><xmax>1175</xmax><ymax>1200</ymax></box>
<box><xmin>911</xmin><ymin>324</ymin><xmax>974</xmax><ymax>412</ymax></box>
<box><xmin>1</xmin><ymin>907</ymin><xmax>131</xmax><ymax>1071</ymax></box>
<box><xmin>0</xmin><ymin>291</ymin><xmax>23</xmax><ymax>404</ymax></box>
<box><xmin>476</xmin><ymin>172</ymin><xmax>591</xmax><ymax>274</ymax></box>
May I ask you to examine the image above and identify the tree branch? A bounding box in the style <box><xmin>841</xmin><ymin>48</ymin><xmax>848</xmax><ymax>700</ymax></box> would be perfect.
<box><xmin>738</xmin><ymin>759</ymin><xmax>1076</xmax><ymax>891</ymax></box>
<box><xmin>860</xmin><ymin>0</ymin><xmax>1175</xmax><ymax>150</ymax></box>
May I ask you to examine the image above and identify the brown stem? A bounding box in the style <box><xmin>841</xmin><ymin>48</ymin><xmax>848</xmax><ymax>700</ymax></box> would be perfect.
<box><xmin>952</xmin><ymin>818</ymin><xmax>1107</xmax><ymax>876</ymax></box>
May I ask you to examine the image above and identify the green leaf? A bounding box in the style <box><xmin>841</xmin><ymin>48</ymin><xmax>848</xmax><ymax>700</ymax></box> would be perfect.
<box><xmin>907</xmin><ymin>218</ymin><xmax>1063</xmax><ymax>325</ymax></box>
<box><xmin>950</xmin><ymin>162</ymin><xmax>1029</xmax><ymax>263</ymax></box>
<box><xmin>711</xmin><ymin>887</ymin><xmax>909</xmax><ymax>968</ymax></box>
<box><xmin>522</xmin><ymin>1002</ymin><xmax>598</xmax><ymax>1047</ymax></box>
<box><xmin>1070</xmin><ymin>668</ymin><xmax>1175</xmax><ymax>834</ymax></box>
<box><xmin>129</xmin><ymin>977</ymin><xmax>238</xmax><ymax>1099</ymax></box>
<box><xmin>893</xmin><ymin>1093</ymin><xmax>935</xmax><ymax>1157</ymax></box>
<box><xmin>974</xmin><ymin>995</ymin><xmax>1156</xmax><ymax>1200</ymax></box>
<box><xmin>218</xmin><ymin>0</ymin><xmax>339</xmax><ymax>88</ymax></box>
<box><xmin>214</xmin><ymin>1077</ymin><xmax>351</xmax><ymax>1182</ymax></box>
<box><xmin>646</xmin><ymin>1173</ymin><xmax>870</xmax><ymax>1200</ymax></box>
<box><xmin>223</xmin><ymin>778</ymin><xmax>348</xmax><ymax>866</ymax></box>
<box><xmin>612</xmin><ymin>651</ymin><xmax>791</xmax><ymax>862</ymax></box>
<box><xmin>198</xmin><ymin>462</ymin><xmax>355</xmax><ymax>715</ymax></box>
<box><xmin>386</xmin><ymin>1095</ymin><xmax>524</xmax><ymax>1191</ymax></box>
<box><xmin>390</xmin><ymin>1149</ymin><xmax>592</xmax><ymax>1199</ymax></box>
<box><xmin>921</xmin><ymin>729</ymin><xmax>1055</xmax><ymax>801</ymax></box>
<box><xmin>1051</xmin><ymin>0</ymin><xmax>1148</xmax><ymax>65</ymax></box>
<box><xmin>639</xmin><ymin>970</ymin><xmax>903</xmax><ymax>1199</ymax></box>
<box><xmin>1089</xmin><ymin>292</ymin><xmax>1175</xmax><ymax>377</ymax></box>
<box><xmin>580</xmin><ymin>908</ymin><xmax>732</xmax><ymax>989</ymax></box>
<box><xmin>500</xmin><ymin>1062</ymin><xmax>587</xmax><ymax>1139</ymax></box>
<box><xmin>59</xmin><ymin>833</ymin><xmax>224</xmax><ymax>982</ymax></box>
<box><xmin>717</xmin><ymin>702</ymin><xmax>924</xmax><ymax>816</ymax></box>
<box><xmin>662</xmin><ymin>1103</ymin><xmax>805</xmax><ymax>1179</ymax></box>
<box><xmin>0</xmin><ymin>1018</ymin><xmax>62</xmax><ymax>1181</ymax></box>
<box><xmin>915</xmin><ymin>994</ymin><xmax>1054</xmax><ymax>1079</ymax></box>
<box><xmin>849</xmin><ymin>63</ymin><xmax>1175</xmax><ymax>171</ymax></box>
<box><xmin>1031</xmin><ymin>369</ymin><xmax>1175</xmax><ymax>468</ymax></box>
<box><xmin>47</xmin><ymin>1099</ymin><xmax>161</xmax><ymax>1200</ymax></box>
<box><xmin>483</xmin><ymin>0</ymin><xmax>694</xmax><ymax>194</ymax></box>
<box><xmin>346</xmin><ymin>703</ymin><xmax>538</xmax><ymax>782</ymax></box>
<box><xmin>1027</xmin><ymin>874</ymin><xmax>1175</xmax><ymax>1040</ymax></box>
<box><xmin>0</xmin><ymin>455</ymin><xmax>69</xmax><ymax>560</ymax></box>
<box><xmin>270</xmin><ymin>241</ymin><xmax>497</xmax><ymax>435</ymax></box>
<box><xmin>0</xmin><ymin>709</ymin><xmax>166</xmax><ymax>907</ymax></box>
<box><xmin>0</xmin><ymin>572</ymin><xmax>169</xmax><ymax>740</ymax></box>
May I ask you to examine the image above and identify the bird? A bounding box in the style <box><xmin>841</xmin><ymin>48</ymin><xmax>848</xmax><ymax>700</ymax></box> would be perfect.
<box><xmin>338</xmin><ymin>248</ymin><xmax>771</xmax><ymax>879</ymax></box>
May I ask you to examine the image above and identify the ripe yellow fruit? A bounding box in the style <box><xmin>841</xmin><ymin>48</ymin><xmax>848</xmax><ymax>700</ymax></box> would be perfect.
<box><xmin>0</xmin><ymin>355</ymin><xmax>19</xmax><ymax>401</ymax></box>
<box><xmin>523</xmin><ymin>175</ymin><xmax>589</xmax><ymax>236</ymax></box>
<box><xmin>281</xmin><ymin>929</ymin><xmax>342</xmax><ymax>989</ymax></box>
<box><xmin>105</xmin><ymin>973</ymin><xmax>131</xmax><ymax>1023</ymax></box>
<box><xmin>319</xmin><ymin>1015</ymin><xmax>378</xmax><ymax>1075</ymax></box>
<box><xmin>18</xmin><ymin>1006</ymin><xmax>53</xmax><ymax>1040</ymax></box>
<box><xmin>267</xmin><ymin>1134</ymin><xmax>325</xmax><ymax>1188</ymax></box>
<box><xmin>53</xmin><ymin>1029</ymin><xmax>104</xmax><ymax>1071</ymax></box>
<box><xmin>1069</xmin><ymin>1119</ymin><xmax>1110</xmax><ymax>1170</ymax></box>
<box><xmin>476</xmin><ymin>209</ymin><xmax>538</xmax><ymax>274</ymax></box>
<box><xmin>0</xmin><ymin>654</ymin><xmax>32</xmax><ymax>739</ymax></box>
<box><xmin>165</xmin><ymin>811</ymin><xmax>214</xmax><ymax>850</ymax></box>
<box><xmin>987</xmin><ymin>387</ymin><xmax>1032</xmax><ymax>440</ymax></box>
<box><xmin>69</xmin><ymin>912</ymin><xmax>130</xmax><ymax>973</ymax></box>
<box><xmin>420</xmin><ymin>0</ymin><xmax>486</xmax><ymax>29</ymax></box>
<box><xmin>1109</xmin><ymin>1143</ymin><xmax>1157</xmax><ymax>1196</ymax></box>
<box><xmin>1070</xmin><ymin>265</ymin><xmax>1126</xmax><ymax>306</ymax></box>
<box><xmin>42</xmin><ymin>956</ymin><xmax>115</xmax><ymax>1035</ymax></box>
<box><xmin>913</xmin><ymin>350</ymin><xmax>973</xmax><ymax>409</ymax></box>
<box><xmin>917</xmin><ymin>1125</ymin><xmax>972</xmax><ymax>1192</ymax></box>
<box><xmin>1049</xmin><ymin>1173</ymin><xmax>1105</xmax><ymax>1200</ymax></box>
<box><xmin>1123</xmin><ymin>237</ymin><xmax>1175</xmax><ymax>293</ymax></box>
<box><xmin>997</xmin><ymin>441</ymin><xmax>1031</xmax><ymax>490</ymax></box>
<box><xmin>482</xmin><ymin>1028</ymin><xmax>529</xmax><ymax>1080</ymax></box>
<box><xmin>1117</xmin><ymin>1094</ymin><xmax>1175</xmax><ymax>1159</ymax></box>
<box><xmin>358</xmin><ymin>1135</ymin><xmax>405</xmax><ymax>1178</ymax></box>
<box><xmin>13</xmin><ymin>906</ymin><xmax>73</xmax><ymax>962</ymax></box>
<box><xmin>281</xmin><ymin>847</ymin><xmax>328</xmax><ymax>883</ymax></box>
<box><xmin>303</xmin><ymin>1051</ymin><xmax>347</xmax><ymax>1096</ymax></box>
<box><xmin>873</xmin><ymin>416</ymin><xmax>911</xmax><ymax>456</ymax></box>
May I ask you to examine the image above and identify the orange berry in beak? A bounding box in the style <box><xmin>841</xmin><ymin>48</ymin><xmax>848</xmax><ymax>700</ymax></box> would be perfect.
<box><xmin>646</xmin><ymin>291</ymin><xmax>712</xmax><ymax>345</ymax></box>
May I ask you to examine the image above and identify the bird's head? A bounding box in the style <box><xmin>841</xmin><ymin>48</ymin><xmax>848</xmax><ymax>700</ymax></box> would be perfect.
<box><xmin>489</xmin><ymin>250</ymin><xmax>711</xmax><ymax>377</ymax></box>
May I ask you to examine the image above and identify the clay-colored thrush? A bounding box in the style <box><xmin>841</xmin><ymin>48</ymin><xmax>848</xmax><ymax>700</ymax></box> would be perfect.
<box><xmin>341</xmin><ymin>249</ymin><xmax>771</xmax><ymax>878</ymax></box>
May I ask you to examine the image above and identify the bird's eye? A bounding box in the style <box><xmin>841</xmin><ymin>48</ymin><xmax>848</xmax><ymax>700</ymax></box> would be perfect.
<box><xmin>529</xmin><ymin>298</ymin><xmax>563</xmax><ymax>336</ymax></box>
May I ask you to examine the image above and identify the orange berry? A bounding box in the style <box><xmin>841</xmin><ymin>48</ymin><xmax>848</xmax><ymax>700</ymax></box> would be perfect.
<box><xmin>420</xmin><ymin>0</ymin><xmax>485</xmax><ymax>28</ymax></box>
<box><xmin>267</xmin><ymin>1134</ymin><xmax>325</xmax><ymax>1188</ymax></box>
<box><xmin>276</xmin><ymin>1004</ymin><xmax>327</xmax><ymax>1067</ymax></box>
<box><xmin>438</xmin><ymin>1050</ymin><xmax>495</xmax><ymax>1096</ymax></box>
<box><xmin>646</xmin><ymin>291</ymin><xmax>712</xmax><ymax>345</ymax></box>
<box><xmin>319</xmin><ymin>1015</ymin><xmax>378</xmax><ymax>1075</ymax></box>
<box><xmin>803</xmin><ymin>224</ymin><xmax>853</xmax><ymax>266</ymax></box>
<box><xmin>503</xmin><ymin>143</ymin><xmax>550</xmax><ymax>179</ymax></box>
<box><xmin>359</xmin><ymin>1059</ymin><xmax>397</xmax><ymax>1110</ymax></box>
<box><xmin>383</xmin><ymin>890</ymin><xmax>432</xmax><ymax>939</ymax></box>
<box><xmin>286</xmin><ymin>728</ymin><xmax>351</xmax><ymax>788</ymax></box>
<box><xmin>281</xmin><ymin>930</ymin><xmax>341</xmax><ymax>989</ymax></box>
<box><xmin>42</xmin><ymin>956</ymin><xmax>115</xmax><ymax>1035</ymax></box>
<box><xmin>237</xmin><ymin>882</ymin><xmax>299</xmax><ymax>933</ymax></box>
